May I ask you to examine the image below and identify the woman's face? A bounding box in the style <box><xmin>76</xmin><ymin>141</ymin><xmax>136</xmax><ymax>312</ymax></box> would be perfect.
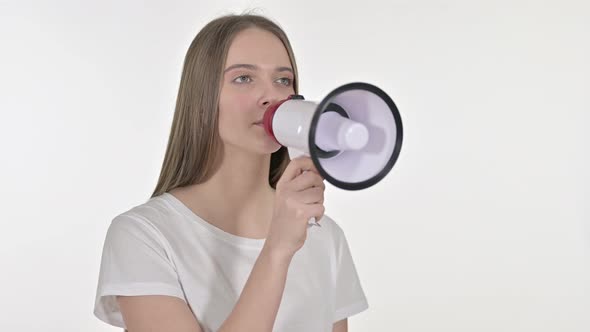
<box><xmin>218</xmin><ymin>27</ymin><xmax>295</xmax><ymax>155</ymax></box>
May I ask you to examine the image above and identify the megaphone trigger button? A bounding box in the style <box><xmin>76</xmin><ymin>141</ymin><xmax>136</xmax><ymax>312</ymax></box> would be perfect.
<box><xmin>288</xmin><ymin>94</ymin><xmax>305</xmax><ymax>100</ymax></box>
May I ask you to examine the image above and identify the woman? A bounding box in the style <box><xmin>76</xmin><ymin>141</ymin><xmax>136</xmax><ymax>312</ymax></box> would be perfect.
<box><xmin>94</xmin><ymin>13</ymin><xmax>368</xmax><ymax>332</ymax></box>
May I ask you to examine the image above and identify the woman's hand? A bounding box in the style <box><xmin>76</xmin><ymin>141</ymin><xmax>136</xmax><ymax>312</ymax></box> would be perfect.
<box><xmin>265</xmin><ymin>156</ymin><xmax>325</xmax><ymax>259</ymax></box>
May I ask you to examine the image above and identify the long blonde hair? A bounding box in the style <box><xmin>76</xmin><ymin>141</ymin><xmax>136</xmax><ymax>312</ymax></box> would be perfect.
<box><xmin>151</xmin><ymin>14</ymin><xmax>299</xmax><ymax>198</ymax></box>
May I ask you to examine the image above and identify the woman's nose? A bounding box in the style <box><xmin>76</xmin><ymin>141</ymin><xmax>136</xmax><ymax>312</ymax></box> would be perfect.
<box><xmin>258</xmin><ymin>81</ymin><xmax>291</xmax><ymax>108</ymax></box>
<box><xmin>259</xmin><ymin>94</ymin><xmax>281</xmax><ymax>108</ymax></box>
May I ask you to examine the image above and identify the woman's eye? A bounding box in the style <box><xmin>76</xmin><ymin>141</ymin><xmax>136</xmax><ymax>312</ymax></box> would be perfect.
<box><xmin>233</xmin><ymin>75</ymin><xmax>252</xmax><ymax>84</ymax></box>
<box><xmin>276</xmin><ymin>77</ymin><xmax>292</xmax><ymax>86</ymax></box>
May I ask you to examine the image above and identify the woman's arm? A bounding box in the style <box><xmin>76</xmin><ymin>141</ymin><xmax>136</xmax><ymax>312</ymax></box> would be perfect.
<box><xmin>333</xmin><ymin>318</ymin><xmax>348</xmax><ymax>332</ymax></box>
<box><xmin>116</xmin><ymin>243</ymin><xmax>294</xmax><ymax>332</ymax></box>
<box><xmin>217</xmin><ymin>242</ymin><xmax>293</xmax><ymax>331</ymax></box>
<box><xmin>118</xmin><ymin>295</ymin><xmax>202</xmax><ymax>332</ymax></box>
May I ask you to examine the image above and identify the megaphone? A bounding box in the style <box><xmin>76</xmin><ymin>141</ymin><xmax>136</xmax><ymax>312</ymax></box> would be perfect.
<box><xmin>263</xmin><ymin>82</ymin><xmax>403</xmax><ymax>192</ymax></box>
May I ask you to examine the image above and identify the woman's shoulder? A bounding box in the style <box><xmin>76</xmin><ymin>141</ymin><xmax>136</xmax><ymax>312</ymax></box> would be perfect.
<box><xmin>106</xmin><ymin>193</ymin><xmax>179</xmax><ymax>238</ymax></box>
<box><xmin>313</xmin><ymin>214</ymin><xmax>350</xmax><ymax>250</ymax></box>
<box><xmin>98</xmin><ymin>194</ymin><xmax>188</xmax><ymax>261</ymax></box>
<box><xmin>318</xmin><ymin>214</ymin><xmax>345</xmax><ymax>235</ymax></box>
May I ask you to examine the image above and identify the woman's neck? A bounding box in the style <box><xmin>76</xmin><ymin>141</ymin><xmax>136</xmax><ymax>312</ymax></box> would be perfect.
<box><xmin>170</xmin><ymin>147</ymin><xmax>277</xmax><ymax>239</ymax></box>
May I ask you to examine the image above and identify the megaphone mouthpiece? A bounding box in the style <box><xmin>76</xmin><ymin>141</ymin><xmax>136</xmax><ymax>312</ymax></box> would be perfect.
<box><xmin>315</xmin><ymin>111</ymin><xmax>369</xmax><ymax>152</ymax></box>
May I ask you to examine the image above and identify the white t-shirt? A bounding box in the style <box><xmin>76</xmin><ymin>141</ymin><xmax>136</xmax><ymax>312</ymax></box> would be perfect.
<box><xmin>94</xmin><ymin>192</ymin><xmax>368</xmax><ymax>332</ymax></box>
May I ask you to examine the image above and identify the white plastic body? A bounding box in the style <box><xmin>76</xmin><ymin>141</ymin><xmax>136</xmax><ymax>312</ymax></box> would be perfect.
<box><xmin>273</xmin><ymin>100</ymin><xmax>317</xmax><ymax>155</ymax></box>
<box><xmin>273</xmin><ymin>100</ymin><xmax>369</xmax><ymax>158</ymax></box>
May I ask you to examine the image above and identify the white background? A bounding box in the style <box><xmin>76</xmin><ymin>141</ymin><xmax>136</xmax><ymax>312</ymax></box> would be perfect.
<box><xmin>1</xmin><ymin>0</ymin><xmax>588</xmax><ymax>331</ymax></box>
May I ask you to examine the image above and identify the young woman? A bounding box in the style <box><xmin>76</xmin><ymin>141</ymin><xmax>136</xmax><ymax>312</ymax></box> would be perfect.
<box><xmin>94</xmin><ymin>14</ymin><xmax>368</xmax><ymax>332</ymax></box>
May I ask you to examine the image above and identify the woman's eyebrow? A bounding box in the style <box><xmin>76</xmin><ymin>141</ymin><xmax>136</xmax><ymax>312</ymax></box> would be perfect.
<box><xmin>223</xmin><ymin>64</ymin><xmax>293</xmax><ymax>74</ymax></box>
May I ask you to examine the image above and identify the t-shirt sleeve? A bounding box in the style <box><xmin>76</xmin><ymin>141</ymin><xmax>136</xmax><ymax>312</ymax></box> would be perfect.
<box><xmin>331</xmin><ymin>222</ymin><xmax>369</xmax><ymax>322</ymax></box>
<box><xmin>93</xmin><ymin>214</ymin><xmax>186</xmax><ymax>328</ymax></box>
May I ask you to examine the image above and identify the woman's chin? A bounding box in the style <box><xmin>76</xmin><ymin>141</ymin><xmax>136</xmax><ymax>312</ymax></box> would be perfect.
<box><xmin>262</xmin><ymin>142</ymin><xmax>283</xmax><ymax>154</ymax></box>
<box><xmin>242</xmin><ymin>140</ymin><xmax>282</xmax><ymax>155</ymax></box>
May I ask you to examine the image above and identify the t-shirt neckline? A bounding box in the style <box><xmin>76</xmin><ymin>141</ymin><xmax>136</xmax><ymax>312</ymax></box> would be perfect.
<box><xmin>161</xmin><ymin>192</ymin><xmax>267</xmax><ymax>249</ymax></box>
